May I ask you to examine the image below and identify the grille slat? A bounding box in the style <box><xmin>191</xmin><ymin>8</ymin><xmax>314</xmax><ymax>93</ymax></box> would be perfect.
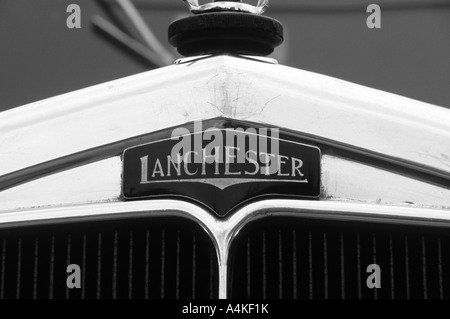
<box><xmin>262</xmin><ymin>231</ymin><xmax>266</xmax><ymax>299</ymax></box>
<box><xmin>438</xmin><ymin>237</ymin><xmax>443</xmax><ymax>299</ymax></box>
<box><xmin>356</xmin><ymin>232</ymin><xmax>362</xmax><ymax>299</ymax></box>
<box><xmin>230</xmin><ymin>217</ymin><xmax>450</xmax><ymax>299</ymax></box>
<box><xmin>33</xmin><ymin>239</ymin><xmax>38</xmax><ymax>299</ymax></box>
<box><xmin>309</xmin><ymin>231</ymin><xmax>313</xmax><ymax>299</ymax></box>
<box><xmin>175</xmin><ymin>230</ymin><xmax>180</xmax><ymax>299</ymax></box>
<box><xmin>128</xmin><ymin>232</ymin><xmax>133</xmax><ymax>299</ymax></box>
<box><xmin>192</xmin><ymin>233</ymin><xmax>196</xmax><ymax>299</ymax></box>
<box><xmin>278</xmin><ymin>230</ymin><xmax>283</xmax><ymax>299</ymax></box>
<box><xmin>246</xmin><ymin>237</ymin><xmax>251</xmax><ymax>298</ymax></box>
<box><xmin>16</xmin><ymin>238</ymin><xmax>21</xmax><ymax>299</ymax></box>
<box><xmin>422</xmin><ymin>236</ymin><xmax>427</xmax><ymax>299</ymax></box>
<box><xmin>112</xmin><ymin>231</ymin><xmax>118</xmax><ymax>299</ymax></box>
<box><xmin>66</xmin><ymin>235</ymin><xmax>71</xmax><ymax>299</ymax></box>
<box><xmin>49</xmin><ymin>236</ymin><xmax>55</xmax><ymax>299</ymax></box>
<box><xmin>293</xmin><ymin>230</ymin><xmax>297</xmax><ymax>299</ymax></box>
<box><xmin>82</xmin><ymin>234</ymin><xmax>87</xmax><ymax>300</ymax></box>
<box><xmin>1</xmin><ymin>240</ymin><xmax>6</xmax><ymax>299</ymax></box>
<box><xmin>389</xmin><ymin>235</ymin><xmax>395</xmax><ymax>299</ymax></box>
<box><xmin>340</xmin><ymin>232</ymin><xmax>345</xmax><ymax>299</ymax></box>
<box><xmin>96</xmin><ymin>232</ymin><xmax>102</xmax><ymax>299</ymax></box>
<box><xmin>372</xmin><ymin>234</ymin><xmax>377</xmax><ymax>299</ymax></box>
<box><xmin>405</xmin><ymin>236</ymin><xmax>410</xmax><ymax>299</ymax></box>
<box><xmin>323</xmin><ymin>232</ymin><xmax>328</xmax><ymax>299</ymax></box>
<box><xmin>145</xmin><ymin>229</ymin><xmax>150</xmax><ymax>299</ymax></box>
<box><xmin>160</xmin><ymin>229</ymin><xmax>165</xmax><ymax>299</ymax></box>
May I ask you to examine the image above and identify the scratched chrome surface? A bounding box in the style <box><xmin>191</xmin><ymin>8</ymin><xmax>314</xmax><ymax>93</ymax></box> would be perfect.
<box><xmin>1</xmin><ymin>55</ymin><xmax>450</xmax><ymax>178</ymax></box>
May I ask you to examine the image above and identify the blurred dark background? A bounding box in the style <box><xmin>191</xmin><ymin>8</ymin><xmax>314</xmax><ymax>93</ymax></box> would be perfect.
<box><xmin>1</xmin><ymin>0</ymin><xmax>450</xmax><ymax>112</ymax></box>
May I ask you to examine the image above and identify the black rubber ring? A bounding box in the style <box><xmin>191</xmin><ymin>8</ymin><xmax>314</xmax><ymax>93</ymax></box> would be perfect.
<box><xmin>168</xmin><ymin>12</ymin><xmax>284</xmax><ymax>56</ymax></box>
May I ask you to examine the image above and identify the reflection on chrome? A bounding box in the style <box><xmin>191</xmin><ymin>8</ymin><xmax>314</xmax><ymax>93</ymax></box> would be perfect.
<box><xmin>183</xmin><ymin>0</ymin><xmax>269</xmax><ymax>15</ymax></box>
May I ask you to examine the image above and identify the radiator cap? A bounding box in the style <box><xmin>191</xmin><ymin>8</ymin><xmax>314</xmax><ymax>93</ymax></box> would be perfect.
<box><xmin>168</xmin><ymin>0</ymin><xmax>283</xmax><ymax>57</ymax></box>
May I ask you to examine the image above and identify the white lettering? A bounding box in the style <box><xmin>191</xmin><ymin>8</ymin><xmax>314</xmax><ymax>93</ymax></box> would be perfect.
<box><xmin>291</xmin><ymin>157</ymin><xmax>305</xmax><ymax>177</ymax></box>
<box><xmin>244</xmin><ymin>150</ymin><xmax>259</xmax><ymax>175</ymax></box>
<box><xmin>277</xmin><ymin>155</ymin><xmax>290</xmax><ymax>177</ymax></box>
<box><xmin>225</xmin><ymin>146</ymin><xmax>241</xmax><ymax>175</ymax></box>
<box><xmin>166</xmin><ymin>154</ymin><xmax>181</xmax><ymax>177</ymax></box>
<box><xmin>184</xmin><ymin>151</ymin><xmax>199</xmax><ymax>175</ymax></box>
<box><xmin>202</xmin><ymin>147</ymin><xmax>220</xmax><ymax>175</ymax></box>
<box><xmin>152</xmin><ymin>158</ymin><xmax>165</xmax><ymax>177</ymax></box>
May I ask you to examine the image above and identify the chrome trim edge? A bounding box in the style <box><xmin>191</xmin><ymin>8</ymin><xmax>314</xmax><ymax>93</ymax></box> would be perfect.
<box><xmin>2</xmin><ymin>56</ymin><xmax>450</xmax><ymax>179</ymax></box>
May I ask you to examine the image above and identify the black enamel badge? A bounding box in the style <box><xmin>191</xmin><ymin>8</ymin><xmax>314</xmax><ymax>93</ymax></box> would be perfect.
<box><xmin>122</xmin><ymin>121</ymin><xmax>321</xmax><ymax>217</ymax></box>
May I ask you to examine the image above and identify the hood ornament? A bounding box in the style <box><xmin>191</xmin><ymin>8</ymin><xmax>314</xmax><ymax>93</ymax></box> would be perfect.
<box><xmin>183</xmin><ymin>0</ymin><xmax>269</xmax><ymax>15</ymax></box>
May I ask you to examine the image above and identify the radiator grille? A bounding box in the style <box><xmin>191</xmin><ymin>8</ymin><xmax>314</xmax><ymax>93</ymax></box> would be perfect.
<box><xmin>0</xmin><ymin>217</ymin><xmax>218</xmax><ymax>299</ymax></box>
<box><xmin>229</xmin><ymin>217</ymin><xmax>450</xmax><ymax>299</ymax></box>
